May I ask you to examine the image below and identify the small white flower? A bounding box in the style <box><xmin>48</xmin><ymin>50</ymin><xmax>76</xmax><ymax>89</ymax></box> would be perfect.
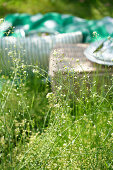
<box><xmin>54</xmin><ymin>103</ymin><xmax>60</xmax><ymax>108</ymax></box>
<box><xmin>53</xmin><ymin>50</ymin><xmax>58</xmax><ymax>56</ymax></box>
<box><xmin>32</xmin><ymin>69</ymin><xmax>38</xmax><ymax>73</ymax></box>
<box><xmin>76</xmin><ymin>59</ymin><xmax>79</xmax><ymax>62</ymax></box>
<box><xmin>93</xmin><ymin>31</ymin><xmax>97</xmax><ymax>35</ymax></box>
<box><xmin>0</xmin><ymin>18</ymin><xmax>4</xmax><ymax>24</ymax></box>
<box><xmin>8</xmin><ymin>51</ymin><xmax>13</xmax><ymax>56</ymax></box>
<box><xmin>57</xmin><ymin>85</ymin><xmax>62</xmax><ymax>90</ymax></box>
<box><xmin>46</xmin><ymin>92</ymin><xmax>53</xmax><ymax>99</ymax></box>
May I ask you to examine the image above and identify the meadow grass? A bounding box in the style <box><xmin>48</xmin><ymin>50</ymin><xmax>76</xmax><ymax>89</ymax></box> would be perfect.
<box><xmin>0</xmin><ymin>1</ymin><xmax>113</xmax><ymax>168</ymax></box>
<box><xmin>0</xmin><ymin>45</ymin><xmax>112</xmax><ymax>169</ymax></box>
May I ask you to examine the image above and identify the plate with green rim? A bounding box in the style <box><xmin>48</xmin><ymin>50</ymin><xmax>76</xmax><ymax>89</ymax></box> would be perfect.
<box><xmin>84</xmin><ymin>38</ymin><xmax>113</xmax><ymax>66</ymax></box>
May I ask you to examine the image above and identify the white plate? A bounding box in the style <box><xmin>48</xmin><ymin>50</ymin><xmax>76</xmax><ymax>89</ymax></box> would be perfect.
<box><xmin>84</xmin><ymin>39</ymin><xmax>113</xmax><ymax>66</ymax></box>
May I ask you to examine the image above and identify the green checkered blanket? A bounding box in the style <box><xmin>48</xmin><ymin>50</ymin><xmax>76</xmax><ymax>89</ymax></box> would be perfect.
<box><xmin>1</xmin><ymin>12</ymin><xmax>113</xmax><ymax>42</ymax></box>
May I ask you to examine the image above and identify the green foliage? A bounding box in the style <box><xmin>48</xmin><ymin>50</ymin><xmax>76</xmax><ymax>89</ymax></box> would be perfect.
<box><xmin>0</xmin><ymin>0</ymin><xmax>113</xmax><ymax>19</ymax></box>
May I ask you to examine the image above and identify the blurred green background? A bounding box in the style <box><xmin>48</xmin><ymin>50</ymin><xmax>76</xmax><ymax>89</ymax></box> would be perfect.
<box><xmin>0</xmin><ymin>0</ymin><xmax>113</xmax><ymax>19</ymax></box>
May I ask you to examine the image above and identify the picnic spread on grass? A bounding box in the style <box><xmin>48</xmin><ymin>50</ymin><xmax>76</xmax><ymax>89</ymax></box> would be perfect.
<box><xmin>0</xmin><ymin>12</ymin><xmax>113</xmax><ymax>73</ymax></box>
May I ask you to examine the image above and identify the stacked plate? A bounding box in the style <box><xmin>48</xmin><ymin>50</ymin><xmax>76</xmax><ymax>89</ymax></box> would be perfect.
<box><xmin>84</xmin><ymin>38</ymin><xmax>113</xmax><ymax>66</ymax></box>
